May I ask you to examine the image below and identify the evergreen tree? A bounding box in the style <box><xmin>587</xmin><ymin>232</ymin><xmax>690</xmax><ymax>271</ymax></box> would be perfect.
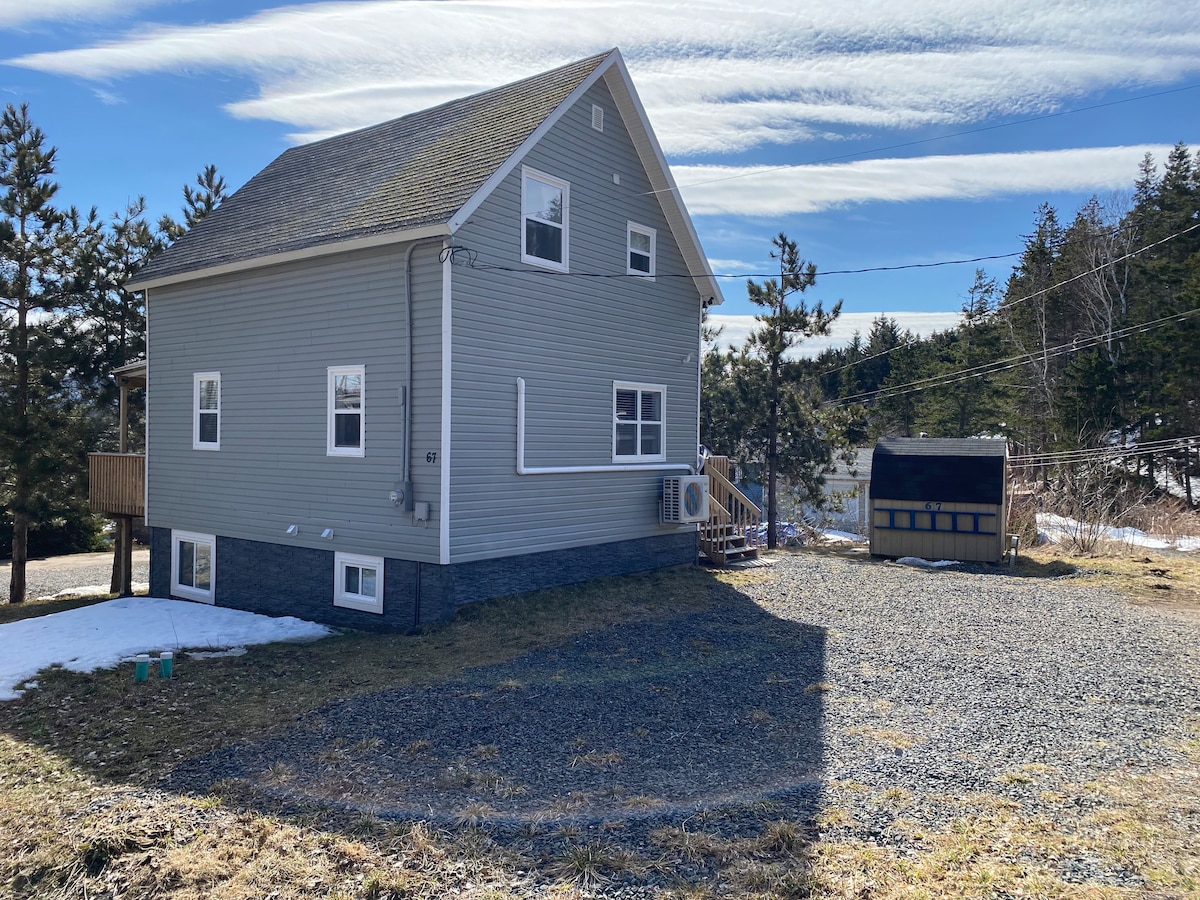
<box><xmin>0</xmin><ymin>104</ymin><xmax>79</xmax><ymax>602</ymax></box>
<box><xmin>158</xmin><ymin>164</ymin><xmax>228</xmax><ymax>242</ymax></box>
<box><xmin>743</xmin><ymin>233</ymin><xmax>842</xmax><ymax>548</ymax></box>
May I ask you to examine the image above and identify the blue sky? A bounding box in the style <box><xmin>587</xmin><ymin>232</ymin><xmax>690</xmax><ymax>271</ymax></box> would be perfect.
<box><xmin>2</xmin><ymin>0</ymin><xmax>1197</xmax><ymax>352</ymax></box>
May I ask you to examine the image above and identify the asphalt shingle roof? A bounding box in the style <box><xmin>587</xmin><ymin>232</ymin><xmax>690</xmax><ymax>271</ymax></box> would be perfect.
<box><xmin>134</xmin><ymin>52</ymin><xmax>611</xmax><ymax>285</ymax></box>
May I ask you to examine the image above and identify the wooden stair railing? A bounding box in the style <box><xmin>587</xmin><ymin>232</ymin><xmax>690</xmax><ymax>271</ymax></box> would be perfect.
<box><xmin>700</xmin><ymin>456</ymin><xmax>762</xmax><ymax>564</ymax></box>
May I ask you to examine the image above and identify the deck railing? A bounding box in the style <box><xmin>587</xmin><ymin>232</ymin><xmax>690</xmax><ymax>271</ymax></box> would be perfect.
<box><xmin>88</xmin><ymin>452</ymin><xmax>145</xmax><ymax>518</ymax></box>
<box><xmin>700</xmin><ymin>456</ymin><xmax>762</xmax><ymax>561</ymax></box>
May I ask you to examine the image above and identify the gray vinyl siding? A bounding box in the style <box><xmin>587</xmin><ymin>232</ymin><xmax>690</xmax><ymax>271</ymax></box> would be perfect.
<box><xmin>447</xmin><ymin>78</ymin><xmax>701</xmax><ymax>563</ymax></box>
<box><xmin>146</xmin><ymin>242</ymin><xmax>443</xmax><ymax>564</ymax></box>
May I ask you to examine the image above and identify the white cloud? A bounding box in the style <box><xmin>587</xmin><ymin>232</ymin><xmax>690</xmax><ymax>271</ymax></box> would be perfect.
<box><xmin>0</xmin><ymin>0</ymin><xmax>174</xmax><ymax>27</ymax></box>
<box><xmin>676</xmin><ymin>145</ymin><xmax>1180</xmax><ymax>216</ymax></box>
<box><xmin>5</xmin><ymin>0</ymin><xmax>1199</xmax><ymax>155</ymax></box>
<box><xmin>708</xmin><ymin>312</ymin><xmax>963</xmax><ymax>358</ymax></box>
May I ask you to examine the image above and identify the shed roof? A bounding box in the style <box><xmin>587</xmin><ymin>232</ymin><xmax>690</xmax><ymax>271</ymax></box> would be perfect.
<box><xmin>128</xmin><ymin>50</ymin><xmax>722</xmax><ymax>304</ymax></box>
<box><xmin>873</xmin><ymin>438</ymin><xmax>1008</xmax><ymax>458</ymax></box>
<box><xmin>870</xmin><ymin>438</ymin><xmax>1007</xmax><ymax>505</ymax></box>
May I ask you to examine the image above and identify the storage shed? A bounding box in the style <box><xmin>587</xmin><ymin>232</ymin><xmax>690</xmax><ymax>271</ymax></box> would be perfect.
<box><xmin>869</xmin><ymin>438</ymin><xmax>1009</xmax><ymax>563</ymax></box>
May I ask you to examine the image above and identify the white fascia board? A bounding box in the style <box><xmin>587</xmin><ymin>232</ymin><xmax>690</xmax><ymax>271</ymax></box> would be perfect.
<box><xmin>126</xmin><ymin>223</ymin><xmax>452</xmax><ymax>291</ymax></box>
<box><xmin>603</xmin><ymin>56</ymin><xmax>724</xmax><ymax>307</ymax></box>
<box><xmin>447</xmin><ymin>50</ymin><xmax>620</xmax><ymax>234</ymax></box>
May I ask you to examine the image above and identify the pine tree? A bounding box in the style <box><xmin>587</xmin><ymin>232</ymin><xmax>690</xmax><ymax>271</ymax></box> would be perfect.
<box><xmin>158</xmin><ymin>164</ymin><xmax>228</xmax><ymax>242</ymax></box>
<box><xmin>0</xmin><ymin>104</ymin><xmax>74</xmax><ymax>603</ymax></box>
<box><xmin>744</xmin><ymin>233</ymin><xmax>842</xmax><ymax>548</ymax></box>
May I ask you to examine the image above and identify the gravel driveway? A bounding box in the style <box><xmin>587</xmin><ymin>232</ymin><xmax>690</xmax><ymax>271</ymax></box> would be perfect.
<box><xmin>169</xmin><ymin>552</ymin><xmax>1200</xmax><ymax>882</ymax></box>
<box><xmin>0</xmin><ymin>548</ymin><xmax>150</xmax><ymax>602</ymax></box>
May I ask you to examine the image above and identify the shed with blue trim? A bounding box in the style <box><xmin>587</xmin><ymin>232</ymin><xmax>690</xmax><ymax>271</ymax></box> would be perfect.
<box><xmin>869</xmin><ymin>438</ymin><xmax>1009</xmax><ymax>563</ymax></box>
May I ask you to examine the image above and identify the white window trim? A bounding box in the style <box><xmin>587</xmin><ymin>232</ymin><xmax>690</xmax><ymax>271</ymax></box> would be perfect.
<box><xmin>627</xmin><ymin>222</ymin><xmax>656</xmax><ymax>278</ymax></box>
<box><xmin>171</xmin><ymin>529</ymin><xmax>215</xmax><ymax>604</ymax></box>
<box><xmin>327</xmin><ymin>365</ymin><xmax>365</xmax><ymax>457</ymax></box>
<box><xmin>334</xmin><ymin>551</ymin><xmax>384</xmax><ymax>614</ymax></box>
<box><xmin>192</xmin><ymin>372</ymin><xmax>220</xmax><ymax>450</ymax></box>
<box><xmin>521</xmin><ymin>166</ymin><xmax>569</xmax><ymax>272</ymax></box>
<box><xmin>613</xmin><ymin>381</ymin><xmax>667</xmax><ymax>463</ymax></box>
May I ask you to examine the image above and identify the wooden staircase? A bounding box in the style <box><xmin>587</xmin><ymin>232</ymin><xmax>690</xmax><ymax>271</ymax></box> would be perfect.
<box><xmin>699</xmin><ymin>456</ymin><xmax>762</xmax><ymax>564</ymax></box>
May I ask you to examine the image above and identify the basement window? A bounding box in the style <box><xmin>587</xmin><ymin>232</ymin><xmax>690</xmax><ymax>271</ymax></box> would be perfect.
<box><xmin>171</xmin><ymin>530</ymin><xmax>215</xmax><ymax>604</ymax></box>
<box><xmin>334</xmin><ymin>552</ymin><xmax>384</xmax><ymax>614</ymax></box>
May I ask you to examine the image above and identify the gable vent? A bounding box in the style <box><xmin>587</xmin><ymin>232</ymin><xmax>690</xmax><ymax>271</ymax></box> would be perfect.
<box><xmin>591</xmin><ymin>104</ymin><xmax>604</xmax><ymax>132</ymax></box>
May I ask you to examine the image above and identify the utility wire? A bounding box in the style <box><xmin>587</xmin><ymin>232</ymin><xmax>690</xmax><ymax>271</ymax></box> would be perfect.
<box><xmin>824</xmin><ymin>305</ymin><xmax>1200</xmax><ymax>408</ymax></box>
<box><xmin>815</xmin><ymin>218</ymin><xmax>1200</xmax><ymax>381</ymax></box>
<box><xmin>1009</xmin><ymin>435</ymin><xmax>1200</xmax><ymax>468</ymax></box>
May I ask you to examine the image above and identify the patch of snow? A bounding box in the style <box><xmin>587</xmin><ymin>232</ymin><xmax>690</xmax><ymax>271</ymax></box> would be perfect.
<box><xmin>818</xmin><ymin>528</ymin><xmax>866</xmax><ymax>543</ymax></box>
<box><xmin>36</xmin><ymin>582</ymin><xmax>150</xmax><ymax>601</ymax></box>
<box><xmin>896</xmin><ymin>557</ymin><xmax>960</xmax><ymax>568</ymax></box>
<box><xmin>1036</xmin><ymin>513</ymin><xmax>1197</xmax><ymax>552</ymax></box>
<box><xmin>0</xmin><ymin>596</ymin><xmax>333</xmax><ymax>702</ymax></box>
<box><xmin>187</xmin><ymin>647</ymin><xmax>248</xmax><ymax>659</ymax></box>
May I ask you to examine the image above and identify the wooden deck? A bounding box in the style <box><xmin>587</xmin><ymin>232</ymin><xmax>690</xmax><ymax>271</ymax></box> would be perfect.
<box><xmin>88</xmin><ymin>452</ymin><xmax>145</xmax><ymax>518</ymax></box>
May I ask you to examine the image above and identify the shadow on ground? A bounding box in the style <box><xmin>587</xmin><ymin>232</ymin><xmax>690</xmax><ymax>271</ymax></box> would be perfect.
<box><xmin>167</xmin><ymin>579</ymin><xmax>827</xmax><ymax>845</ymax></box>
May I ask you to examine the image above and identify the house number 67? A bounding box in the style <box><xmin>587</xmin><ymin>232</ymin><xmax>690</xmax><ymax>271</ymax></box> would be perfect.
<box><xmin>426</xmin><ymin>451</ymin><xmax>438</xmax><ymax>464</ymax></box>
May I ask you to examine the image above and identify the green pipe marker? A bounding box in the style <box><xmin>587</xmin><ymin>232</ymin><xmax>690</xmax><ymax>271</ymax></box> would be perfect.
<box><xmin>159</xmin><ymin>651</ymin><xmax>174</xmax><ymax>679</ymax></box>
<box><xmin>134</xmin><ymin>654</ymin><xmax>150</xmax><ymax>682</ymax></box>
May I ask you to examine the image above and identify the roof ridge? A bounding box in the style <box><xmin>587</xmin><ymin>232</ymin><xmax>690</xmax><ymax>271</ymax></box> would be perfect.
<box><xmin>284</xmin><ymin>49</ymin><xmax>616</xmax><ymax>155</ymax></box>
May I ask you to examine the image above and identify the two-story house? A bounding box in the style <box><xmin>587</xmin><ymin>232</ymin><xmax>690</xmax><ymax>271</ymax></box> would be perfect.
<box><xmin>124</xmin><ymin>49</ymin><xmax>723</xmax><ymax>630</ymax></box>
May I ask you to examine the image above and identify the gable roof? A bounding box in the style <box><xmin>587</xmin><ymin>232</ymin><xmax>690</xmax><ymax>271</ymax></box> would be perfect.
<box><xmin>129</xmin><ymin>50</ymin><xmax>723</xmax><ymax>304</ymax></box>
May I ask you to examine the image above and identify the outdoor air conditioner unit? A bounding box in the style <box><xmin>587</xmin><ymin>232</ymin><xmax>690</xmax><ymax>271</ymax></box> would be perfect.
<box><xmin>662</xmin><ymin>475</ymin><xmax>710</xmax><ymax>524</ymax></box>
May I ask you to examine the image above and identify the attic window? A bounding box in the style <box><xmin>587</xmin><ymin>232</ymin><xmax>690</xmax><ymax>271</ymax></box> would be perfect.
<box><xmin>592</xmin><ymin>104</ymin><xmax>604</xmax><ymax>132</ymax></box>
<box><xmin>627</xmin><ymin>223</ymin><xmax>655</xmax><ymax>277</ymax></box>
<box><xmin>521</xmin><ymin>167</ymin><xmax>569</xmax><ymax>272</ymax></box>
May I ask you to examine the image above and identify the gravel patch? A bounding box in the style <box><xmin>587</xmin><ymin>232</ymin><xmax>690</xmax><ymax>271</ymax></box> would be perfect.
<box><xmin>0</xmin><ymin>549</ymin><xmax>150</xmax><ymax>602</ymax></box>
<box><xmin>167</xmin><ymin>552</ymin><xmax>1200</xmax><ymax>879</ymax></box>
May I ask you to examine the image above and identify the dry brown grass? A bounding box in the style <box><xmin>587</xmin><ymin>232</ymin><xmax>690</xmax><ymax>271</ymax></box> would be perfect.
<box><xmin>1021</xmin><ymin>542</ymin><xmax>1200</xmax><ymax>612</ymax></box>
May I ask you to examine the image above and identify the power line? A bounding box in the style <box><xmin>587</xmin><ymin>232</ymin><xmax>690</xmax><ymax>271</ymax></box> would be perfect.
<box><xmin>824</xmin><ymin>305</ymin><xmax>1200</xmax><ymax>408</ymax></box>
<box><xmin>443</xmin><ymin>219</ymin><xmax>1144</xmax><ymax>281</ymax></box>
<box><xmin>1009</xmin><ymin>435</ymin><xmax>1200</xmax><ymax>468</ymax></box>
<box><xmin>816</xmin><ymin>218</ymin><xmax>1200</xmax><ymax>382</ymax></box>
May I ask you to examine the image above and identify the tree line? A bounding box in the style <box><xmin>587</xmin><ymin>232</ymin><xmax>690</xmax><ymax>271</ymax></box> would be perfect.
<box><xmin>1</xmin><ymin>103</ymin><xmax>226</xmax><ymax>602</ymax></box>
<box><xmin>703</xmin><ymin>143</ymin><xmax>1200</xmax><ymax>525</ymax></box>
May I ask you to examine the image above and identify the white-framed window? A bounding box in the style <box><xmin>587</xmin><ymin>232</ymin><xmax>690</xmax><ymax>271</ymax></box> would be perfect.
<box><xmin>171</xmin><ymin>530</ymin><xmax>215</xmax><ymax>604</ymax></box>
<box><xmin>627</xmin><ymin>222</ymin><xmax>656</xmax><ymax>277</ymax></box>
<box><xmin>334</xmin><ymin>552</ymin><xmax>384</xmax><ymax>614</ymax></box>
<box><xmin>327</xmin><ymin>365</ymin><xmax>364</xmax><ymax>456</ymax></box>
<box><xmin>521</xmin><ymin>166</ymin><xmax>569</xmax><ymax>271</ymax></box>
<box><xmin>193</xmin><ymin>372</ymin><xmax>220</xmax><ymax>450</ymax></box>
<box><xmin>613</xmin><ymin>382</ymin><xmax>666</xmax><ymax>462</ymax></box>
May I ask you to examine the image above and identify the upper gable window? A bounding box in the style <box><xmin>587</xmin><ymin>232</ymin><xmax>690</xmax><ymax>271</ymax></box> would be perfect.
<box><xmin>328</xmin><ymin>365</ymin><xmax>364</xmax><ymax>457</ymax></box>
<box><xmin>522</xmin><ymin>167</ymin><xmax>569</xmax><ymax>272</ymax></box>
<box><xmin>627</xmin><ymin>223</ymin><xmax>656</xmax><ymax>277</ymax></box>
<box><xmin>193</xmin><ymin>372</ymin><xmax>220</xmax><ymax>450</ymax></box>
